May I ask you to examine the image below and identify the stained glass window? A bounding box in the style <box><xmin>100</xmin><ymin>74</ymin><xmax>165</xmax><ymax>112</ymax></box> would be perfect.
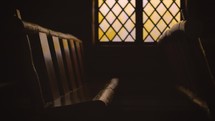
<box><xmin>143</xmin><ymin>0</ymin><xmax>181</xmax><ymax>42</ymax></box>
<box><xmin>97</xmin><ymin>0</ymin><xmax>181</xmax><ymax>43</ymax></box>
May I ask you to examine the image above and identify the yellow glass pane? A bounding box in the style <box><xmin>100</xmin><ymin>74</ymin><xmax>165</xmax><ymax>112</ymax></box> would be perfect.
<box><xmin>118</xmin><ymin>27</ymin><xmax>128</xmax><ymax>40</ymax></box>
<box><xmin>151</xmin><ymin>0</ymin><xmax>160</xmax><ymax>8</ymax></box>
<box><xmin>106</xmin><ymin>27</ymin><xmax>116</xmax><ymax>40</ymax></box>
<box><xmin>131</xmin><ymin>0</ymin><xmax>135</xmax><ymax>6</ymax></box>
<box><xmin>118</xmin><ymin>0</ymin><xmax>128</xmax><ymax>8</ymax></box>
<box><xmin>100</xmin><ymin>35</ymin><xmax>109</xmax><ymax>42</ymax></box>
<box><xmin>125</xmin><ymin>3</ymin><xmax>134</xmax><ymax>16</ymax></box>
<box><xmin>125</xmin><ymin>35</ymin><xmax>135</xmax><ymax>42</ymax></box>
<box><xmin>125</xmin><ymin>20</ymin><xmax>134</xmax><ymax>32</ymax></box>
<box><xmin>144</xmin><ymin>4</ymin><xmax>154</xmax><ymax>15</ymax></box>
<box><xmin>163</xmin><ymin>11</ymin><xmax>172</xmax><ymax>24</ymax></box>
<box><xmin>112</xmin><ymin>20</ymin><xmax>122</xmax><ymax>32</ymax></box>
<box><xmin>112</xmin><ymin>4</ymin><xmax>122</xmax><ymax>16</ymax></box>
<box><xmin>151</xmin><ymin>28</ymin><xmax>160</xmax><ymax>40</ymax></box>
<box><xmin>98</xmin><ymin>12</ymin><xmax>104</xmax><ymax>23</ymax></box>
<box><xmin>100</xmin><ymin>3</ymin><xmax>109</xmax><ymax>16</ymax></box>
<box><xmin>176</xmin><ymin>0</ymin><xmax>180</xmax><ymax>6</ymax></box>
<box><xmin>157</xmin><ymin>3</ymin><xmax>166</xmax><ymax>16</ymax></box>
<box><xmin>98</xmin><ymin>0</ymin><xmax>103</xmax><ymax>7</ymax></box>
<box><xmin>163</xmin><ymin>0</ymin><xmax>173</xmax><ymax>8</ymax></box>
<box><xmin>144</xmin><ymin>20</ymin><xmax>154</xmax><ymax>32</ymax></box>
<box><xmin>113</xmin><ymin>35</ymin><xmax>122</xmax><ymax>42</ymax></box>
<box><xmin>131</xmin><ymin>14</ymin><xmax>136</xmax><ymax>23</ymax></box>
<box><xmin>143</xmin><ymin>12</ymin><xmax>148</xmax><ymax>23</ymax></box>
<box><xmin>169</xmin><ymin>3</ymin><xmax>179</xmax><ymax>16</ymax></box>
<box><xmin>157</xmin><ymin>20</ymin><xmax>166</xmax><ymax>32</ymax></box>
<box><xmin>98</xmin><ymin>28</ymin><xmax>104</xmax><ymax>39</ymax></box>
<box><xmin>100</xmin><ymin>19</ymin><xmax>109</xmax><ymax>32</ymax></box>
<box><xmin>118</xmin><ymin>12</ymin><xmax>128</xmax><ymax>24</ymax></box>
<box><xmin>151</xmin><ymin>12</ymin><xmax>160</xmax><ymax>24</ymax></box>
<box><xmin>143</xmin><ymin>0</ymin><xmax>148</xmax><ymax>7</ymax></box>
<box><xmin>131</xmin><ymin>29</ymin><xmax>136</xmax><ymax>38</ymax></box>
<box><xmin>176</xmin><ymin>12</ymin><xmax>181</xmax><ymax>22</ymax></box>
<box><xmin>143</xmin><ymin>29</ymin><xmax>148</xmax><ymax>39</ymax></box>
<box><xmin>164</xmin><ymin>27</ymin><xmax>169</xmax><ymax>32</ymax></box>
<box><xmin>169</xmin><ymin>19</ymin><xmax>177</xmax><ymax>28</ymax></box>
<box><xmin>106</xmin><ymin>11</ymin><xmax>115</xmax><ymax>24</ymax></box>
<box><xmin>145</xmin><ymin>36</ymin><xmax>154</xmax><ymax>42</ymax></box>
<box><xmin>106</xmin><ymin>0</ymin><xmax>115</xmax><ymax>8</ymax></box>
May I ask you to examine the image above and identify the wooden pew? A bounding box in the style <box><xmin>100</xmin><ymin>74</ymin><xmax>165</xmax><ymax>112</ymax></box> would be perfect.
<box><xmin>158</xmin><ymin>21</ymin><xmax>215</xmax><ymax>120</ymax></box>
<box><xmin>2</xmin><ymin>15</ymin><xmax>119</xmax><ymax>121</ymax></box>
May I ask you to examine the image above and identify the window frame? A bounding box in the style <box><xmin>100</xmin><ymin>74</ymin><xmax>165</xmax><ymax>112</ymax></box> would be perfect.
<box><xmin>92</xmin><ymin>0</ymin><xmax>185</xmax><ymax>45</ymax></box>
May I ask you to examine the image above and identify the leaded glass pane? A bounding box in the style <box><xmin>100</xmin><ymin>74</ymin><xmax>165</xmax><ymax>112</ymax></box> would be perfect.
<box><xmin>143</xmin><ymin>0</ymin><xmax>181</xmax><ymax>42</ymax></box>
<box><xmin>98</xmin><ymin>0</ymin><xmax>136</xmax><ymax>42</ymax></box>
<box><xmin>98</xmin><ymin>0</ymin><xmax>181</xmax><ymax>43</ymax></box>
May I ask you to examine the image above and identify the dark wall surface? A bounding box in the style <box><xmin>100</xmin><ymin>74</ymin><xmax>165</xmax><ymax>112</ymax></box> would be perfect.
<box><xmin>2</xmin><ymin>0</ymin><xmax>214</xmax><ymax>83</ymax></box>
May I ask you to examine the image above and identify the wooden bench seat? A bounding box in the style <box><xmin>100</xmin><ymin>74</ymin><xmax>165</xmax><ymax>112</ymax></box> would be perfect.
<box><xmin>2</xmin><ymin>15</ymin><xmax>119</xmax><ymax>121</ymax></box>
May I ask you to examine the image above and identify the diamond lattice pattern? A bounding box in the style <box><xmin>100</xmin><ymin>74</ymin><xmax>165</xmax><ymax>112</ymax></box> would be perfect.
<box><xmin>99</xmin><ymin>0</ymin><xmax>136</xmax><ymax>42</ymax></box>
<box><xmin>143</xmin><ymin>0</ymin><xmax>181</xmax><ymax>42</ymax></box>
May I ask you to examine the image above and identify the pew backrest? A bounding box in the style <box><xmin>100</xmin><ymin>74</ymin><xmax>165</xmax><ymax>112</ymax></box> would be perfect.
<box><xmin>19</xmin><ymin>20</ymin><xmax>119</xmax><ymax>110</ymax></box>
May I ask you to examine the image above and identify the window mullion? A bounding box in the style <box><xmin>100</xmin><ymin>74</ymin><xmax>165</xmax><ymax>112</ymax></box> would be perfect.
<box><xmin>93</xmin><ymin>0</ymin><xmax>99</xmax><ymax>44</ymax></box>
<box><xmin>136</xmin><ymin>0</ymin><xmax>143</xmax><ymax>44</ymax></box>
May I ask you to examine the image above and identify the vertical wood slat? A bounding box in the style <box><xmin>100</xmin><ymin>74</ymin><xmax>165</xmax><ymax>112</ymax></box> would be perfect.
<box><xmin>70</xmin><ymin>40</ymin><xmax>86</xmax><ymax>100</ymax></box>
<box><xmin>75</xmin><ymin>42</ymin><xmax>84</xmax><ymax>79</ymax></box>
<box><xmin>69</xmin><ymin>40</ymin><xmax>82</xmax><ymax>87</ymax></box>
<box><xmin>27</xmin><ymin>33</ymin><xmax>52</xmax><ymax>104</ymax></box>
<box><xmin>25</xmin><ymin>34</ymin><xmax>46</xmax><ymax>109</ymax></box>
<box><xmin>52</xmin><ymin>36</ymin><xmax>70</xmax><ymax>94</ymax></box>
<box><xmin>62</xmin><ymin>39</ymin><xmax>77</xmax><ymax>90</ymax></box>
<box><xmin>74</xmin><ymin>41</ymin><xmax>86</xmax><ymax>100</ymax></box>
<box><xmin>39</xmin><ymin>32</ymin><xmax>60</xmax><ymax>100</ymax></box>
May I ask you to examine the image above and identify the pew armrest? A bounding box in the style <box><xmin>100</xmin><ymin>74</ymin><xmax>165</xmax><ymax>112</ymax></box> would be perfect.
<box><xmin>93</xmin><ymin>78</ymin><xmax>119</xmax><ymax>105</ymax></box>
